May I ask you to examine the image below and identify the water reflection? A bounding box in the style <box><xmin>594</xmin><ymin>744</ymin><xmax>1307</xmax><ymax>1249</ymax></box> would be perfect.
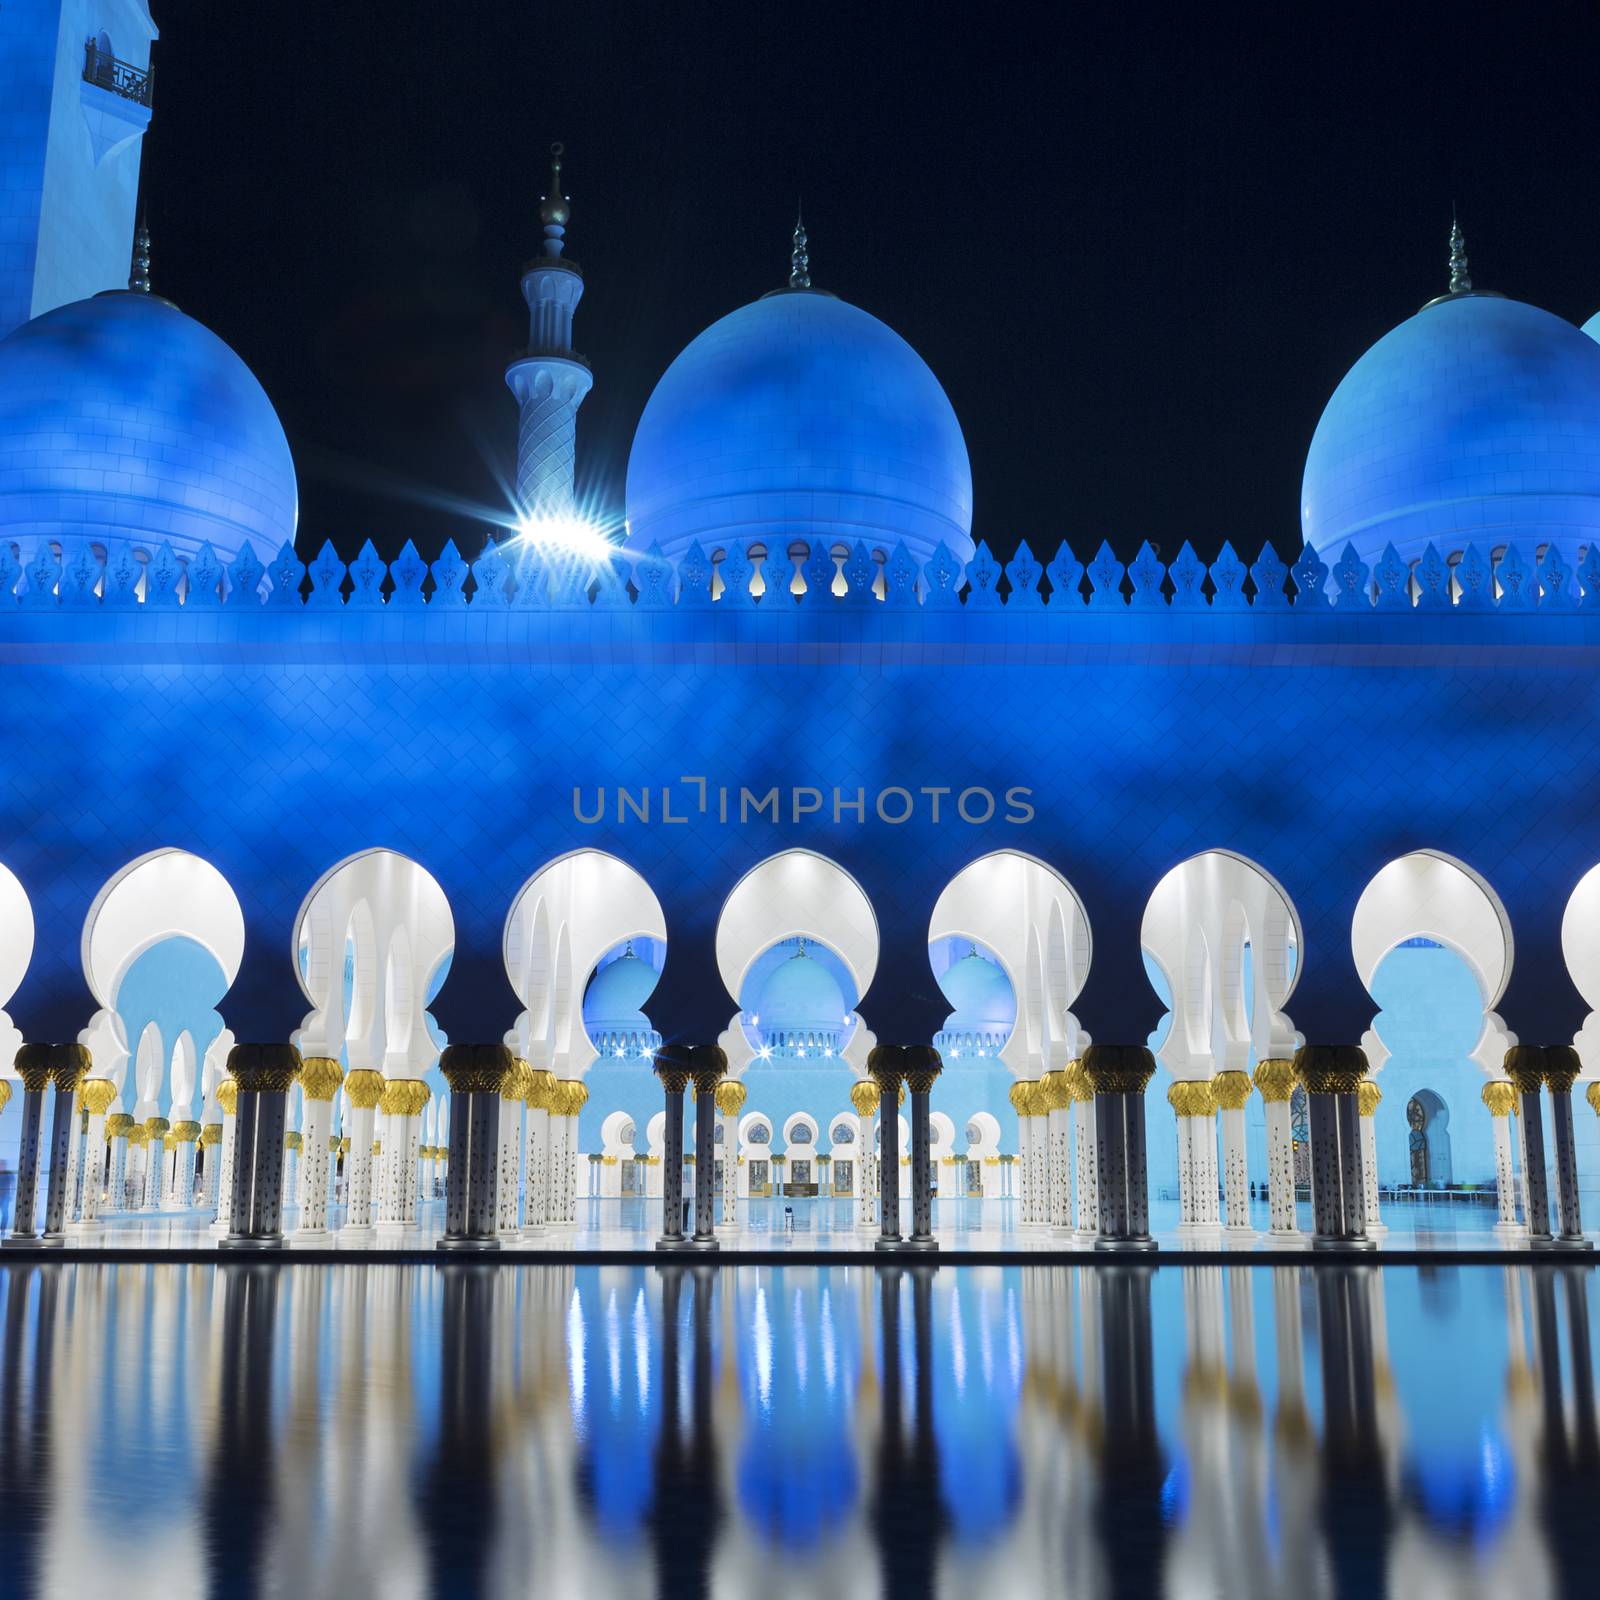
<box><xmin>0</xmin><ymin>1260</ymin><xmax>1595</xmax><ymax>1597</ymax></box>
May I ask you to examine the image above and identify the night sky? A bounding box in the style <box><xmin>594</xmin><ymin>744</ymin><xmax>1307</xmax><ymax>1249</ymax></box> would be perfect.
<box><xmin>139</xmin><ymin>1</ymin><xmax>1600</xmax><ymax>567</ymax></box>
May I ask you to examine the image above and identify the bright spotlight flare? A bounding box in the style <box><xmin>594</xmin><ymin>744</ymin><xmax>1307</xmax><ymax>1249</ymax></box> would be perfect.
<box><xmin>513</xmin><ymin>510</ymin><xmax>620</xmax><ymax>562</ymax></box>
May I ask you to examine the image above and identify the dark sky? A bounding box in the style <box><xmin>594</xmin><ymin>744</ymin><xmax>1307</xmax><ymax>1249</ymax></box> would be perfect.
<box><xmin>141</xmin><ymin>0</ymin><xmax>1600</xmax><ymax>566</ymax></box>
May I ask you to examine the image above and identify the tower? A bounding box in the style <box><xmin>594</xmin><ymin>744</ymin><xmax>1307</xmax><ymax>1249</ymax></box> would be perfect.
<box><xmin>505</xmin><ymin>143</ymin><xmax>592</xmax><ymax>525</ymax></box>
<box><xmin>0</xmin><ymin>2</ymin><xmax>158</xmax><ymax>339</ymax></box>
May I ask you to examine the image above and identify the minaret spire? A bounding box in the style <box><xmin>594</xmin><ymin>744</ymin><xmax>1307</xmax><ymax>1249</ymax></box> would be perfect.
<box><xmin>505</xmin><ymin>141</ymin><xmax>593</xmax><ymax>525</ymax></box>
<box><xmin>1448</xmin><ymin>211</ymin><xmax>1471</xmax><ymax>295</ymax></box>
<box><xmin>789</xmin><ymin>203</ymin><xmax>811</xmax><ymax>289</ymax></box>
<box><xmin>128</xmin><ymin>218</ymin><xmax>151</xmax><ymax>293</ymax></box>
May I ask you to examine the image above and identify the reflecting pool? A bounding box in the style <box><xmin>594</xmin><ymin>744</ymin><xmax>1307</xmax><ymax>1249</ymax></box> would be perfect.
<box><xmin>0</xmin><ymin>1262</ymin><xmax>1596</xmax><ymax>1597</ymax></box>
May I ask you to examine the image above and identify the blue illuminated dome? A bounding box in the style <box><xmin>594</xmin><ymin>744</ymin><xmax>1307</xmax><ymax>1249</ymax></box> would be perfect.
<box><xmin>937</xmin><ymin>950</ymin><xmax>1016</xmax><ymax>1032</ymax></box>
<box><xmin>755</xmin><ymin>943</ymin><xmax>847</xmax><ymax>1055</ymax></box>
<box><xmin>0</xmin><ymin>290</ymin><xmax>297</xmax><ymax>566</ymax></box>
<box><xmin>1584</xmin><ymin>308</ymin><xmax>1600</xmax><ymax>344</ymax></box>
<box><xmin>1301</xmin><ymin>292</ymin><xmax>1600</xmax><ymax>571</ymax></box>
<box><xmin>582</xmin><ymin>948</ymin><xmax>659</xmax><ymax>1030</ymax></box>
<box><xmin>625</xmin><ymin>288</ymin><xmax>973</xmax><ymax>569</ymax></box>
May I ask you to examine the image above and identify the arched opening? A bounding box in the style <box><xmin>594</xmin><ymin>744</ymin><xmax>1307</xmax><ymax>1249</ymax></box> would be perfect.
<box><xmin>1404</xmin><ymin>1087</ymin><xmax>1453</xmax><ymax>1188</ymax></box>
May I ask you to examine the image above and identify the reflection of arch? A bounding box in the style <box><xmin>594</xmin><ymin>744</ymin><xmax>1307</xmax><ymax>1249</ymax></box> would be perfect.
<box><xmin>1404</xmin><ymin>1088</ymin><xmax>1453</xmax><ymax>1186</ymax></box>
<box><xmin>928</xmin><ymin>849</ymin><xmax>1092</xmax><ymax>1075</ymax></box>
<box><xmin>1352</xmin><ymin>851</ymin><xmax>1514</xmax><ymax>1079</ymax></box>
<box><xmin>717</xmin><ymin>849</ymin><xmax>879</xmax><ymax>1008</ymax></box>
<box><xmin>504</xmin><ymin>849</ymin><xmax>667</xmax><ymax>1070</ymax></box>
<box><xmin>1142</xmin><ymin>849</ymin><xmax>1302</xmax><ymax>1078</ymax></box>
<box><xmin>294</xmin><ymin>849</ymin><xmax>453</xmax><ymax>1074</ymax></box>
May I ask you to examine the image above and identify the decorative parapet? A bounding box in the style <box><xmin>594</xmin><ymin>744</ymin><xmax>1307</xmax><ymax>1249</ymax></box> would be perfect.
<box><xmin>3</xmin><ymin>532</ymin><xmax>1598</xmax><ymax>616</ymax></box>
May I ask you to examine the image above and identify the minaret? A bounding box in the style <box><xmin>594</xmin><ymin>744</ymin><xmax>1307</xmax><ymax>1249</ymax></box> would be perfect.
<box><xmin>1448</xmin><ymin>213</ymin><xmax>1472</xmax><ymax>295</ymax></box>
<box><xmin>505</xmin><ymin>142</ymin><xmax>593</xmax><ymax>523</ymax></box>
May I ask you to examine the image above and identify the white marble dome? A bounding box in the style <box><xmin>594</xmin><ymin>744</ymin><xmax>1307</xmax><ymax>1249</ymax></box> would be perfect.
<box><xmin>0</xmin><ymin>289</ymin><xmax>297</xmax><ymax>567</ymax></box>
<box><xmin>625</xmin><ymin>288</ymin><xmax>973</xmax><ymax>569</ymax></box>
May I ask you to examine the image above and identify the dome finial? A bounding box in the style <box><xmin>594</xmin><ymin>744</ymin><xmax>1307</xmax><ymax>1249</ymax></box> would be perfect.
<box><xmin>539</xmin><ymin>141</ymin><xmax>570</xmax><ymax>257</ymax></box>
<box><xmin>129</xmin><ymin>217</ymin><xmax>151</xmax><ymax>293</ymax></box>
<box><xmin>1449</xmin><ymin>209</ymin><xmax>1472</xmax><ymax>295</ymax></box>
<box><xmin>789</xmin><ymin>202</ymin><xmax>811</xmax><ymax>289</ymax></box>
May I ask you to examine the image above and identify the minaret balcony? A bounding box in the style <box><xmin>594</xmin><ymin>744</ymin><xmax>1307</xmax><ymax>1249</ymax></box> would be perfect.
<box><xmin>82</xmin><ymin>40</ymin><xmax>154</xmax><ymax>107</ymax></box>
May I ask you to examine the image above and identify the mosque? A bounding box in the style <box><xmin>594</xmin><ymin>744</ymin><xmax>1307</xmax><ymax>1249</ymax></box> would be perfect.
<box><xmin>6</xmin><ymin>2</ymin><xmax>1600</xmax><ymax>1252</ymax></box>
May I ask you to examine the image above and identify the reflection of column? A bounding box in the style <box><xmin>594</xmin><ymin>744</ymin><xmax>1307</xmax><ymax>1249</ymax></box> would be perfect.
<box><xmin>849</xmin><ymin>1079</ymin><xmax>878</xmax><ymax>1233</ymax></box>
<box><xmin>906</xmin><ymin>1048</ymin><xmax>942</xmax><ymax>1250</ymax></box>
<box><xmin>1507</xmin><ymin>1046</ymin><xmax>1554</xmax><ymax>1244</ymax></box>
<box><xmin>654</xmin><ymin>1045</ymin><xmax>692</xmax><ymax>1250</ymax></box>
<box><xmin>1170</xmin><ymin>1080</ymin><xmax>1219</xmax><ymax>1232</ymax></box>
<box><xmin>522</xmin><ymin>1071</ymin><xmax>555</xmax><ymax>1237</ymax></box>
<box><xmin>716</xmin><ymin>1078</ymin><xmax>747</xmax><ymax>1232</ymax></box>
<box><xmin>1297</xmin><ymin>1046</ymin><xmax>1373</xmax><ymax>1249</ymax></box>
<box><xmin>496</xmin><ymin>1061</ymin><xmax>528</xmax><ymax>1236</ymax></box>
<box><xmin>1069</xmin><ymin>1065</ymin><xmax>1099</xmax><ymax>1236</ymax></box>
<box><xmin>690</xmin><ymin>1050</ymin><xmax>726</xmax><ymax>1250</ymax></box>
<box><xmin>221</xmin><ymin>1046</ymin><xmax>303</xmax><ymax>1249</ymax></box>
<box><xmin>1542</xmin><ymin>1047</ymin><xmax>1591</xmax><ymax>1250</ymax></box>
<box><xmin>341</xmin><ymin>1070</ymin><xmax>385</xmax><ymax>1238</ymax></box>
<box><xmin>71</xmin><ymin>1079</ymin><xmax>118</xmax><ymax>1233</ymax></box>
<box><xmin>1096</xmin><ymin>1265</ymin><xmax>1166</xmax><ymax>1598</ymax></box>
<box><xmin>41</xmin><ymin>1045</ymin><xmax>89</xmax><ymax>1242</ymax></box>
<box><xmin>1253</xmin><ymin>1059</ymin><xmax>1299</xmax><ymax>1238</ymax></box>
<box><xmin>1084</xmin><ymin>1045</ymin><xmax>1157</xmax><ymax>1251</ymax></box>
<box><xmin>1483</xmin><ymin>1080</ymin><xmax>1522</xmax><ymax>1233</ymax></box>
<box><xmin>292</xmin><ymin>1058</ymin><xmax>342</xmax><ymax>1241</ymax></box>
<box><xmin>2</xmin><ymin>1053</ymin><xmax>51</xmax><ymax>1244</ymax></box>
<box><xmin>1313</xmin><ymin>1267</ymin><xmax>1391</xmax><ymax>1591</ymax></box>
<box><xmin>1213</xmin><ymin>1071</ymin><xmax>1254</xmax><ymax>1234</ymax></box>
<box><xmin>208</xmin><ymin>1080</ymin><xmax>238</xmax><ymax>1235</ymax></box>
<box><xmin>437</xmin><ymin>1045</ymin><xmax>512</xmax><ymax>1251</ymax></box>
<box><xmin>202</xmin><ymin>1263</ymin><xmax>282</xmax><ymax>1594</ymax></box>
<box><xmin>104</xmin><ymin>1113</ymin><xmax>133</xmax><ymax>1213</ymax></box>
<box><xmin>0</xmin><ymin>1264</ymin><xmax>60</xmax><ymax>1590</ymax></box>
<box><xmin>869</xmin><ymin>1048</ymin><xmax>904</xmax><ymax>1249</ymax></box>
<box><xmin>1355</xmin><ymin>1082</ymin><xmax>1385</xmax><ymax>1235</ymax></box>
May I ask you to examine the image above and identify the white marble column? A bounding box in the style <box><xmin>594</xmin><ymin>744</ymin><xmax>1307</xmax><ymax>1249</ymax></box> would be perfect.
<box><xmin>291</xmin><ymin>1058</ymin><xmax>342</xmax><ymax>1241</ymax></box>
<box><xmin>104</xmin><ymin>1114</ymin><xmax>133</xmax><ymax>1212</ymax></box>
<box><xmin>209</xmin><ymin>1080</ymin><xmax>239</xmax><ymax>1235</ymax></box>
<box><xmin>496</xmin><ymin>1063</ymin><xmax>527</xmax><ymax>1237</ymax></box>
<box><xmin>554</xmin><ymin>1081</ymin><xmax>586</xmax><ymax>1225</ymax></box>
<box><xmin>70</xmin><ymin>1080</ymin><xmax>118</xmax><ymax>1233</ymax></box>
<box><xmin>1253</xmin><ymin>1060</ymin><xmax>1300</xmax><ymax>1239</ymax></box>
<box><xmin>1356</xmin><ymin>1081</ymin><xmax>1386</xmax><ymax>1235</ymax></box>
<box><xmin>199</xmin><ymin>1122</ymin><xmax>222</xmax><ymax>1212</ymax></box>
<box><xmin>522</xmin><ymin>1071</ymin><xmax>554</xmax><ymax>1237</ymax></box>
<box><xmin>1046</xmin><ymin>1073</ymin><xmax>1073</xmax><ymax>1232</ymax></box>
<box><xmin>1014</xmin><ymin>1093</ymin><xmax>1036</xmax><ymax>1225</ymax></box>
<box><xmin>141</xmin><ymin>1116</ymin><xmax>169</xmax><ymax>1210</ymax></box>
<box><xmin>341</xmin><ymin>1070</ymin><xmax>384</xmax><ymax>1239</ymax></box>
<box><xmin>1171</xmin><ymin>1081</ymin><xmax>1220</xmax><ymax>1233</ymax></box>
<box><xmin>1070</xmin><ymin>1068</ymin><xmax>1099</xmax><ymax>1237</ymax></box>
<box><xmin>169</xmin><ymin>1122</ymin><xmax>201</xmax><ymax>1210</ymax></box>
<box><xmin>715</xmin><ymin>1078</ymin><xmax>745</xmax><ymax>1232</ymax></box>
<box><xmin>378</xmin><ymin>1077</ymin><xmax>429</xmax><ymax>1235</ymax></box>
<box><xmin>849</xmin><ymin>1079</ymin><xmax>878</xmax><ymax>1232</ymax></box>
<box><xmin>1483</xmin><ymin>1082</ymin><xmax>1520</xmax><ymax>1231</ymax></box>
<box><xmin>1212</xmin><ymin>1071</ymin><xmax>1254</xmax><ymax>1235</ymax></box>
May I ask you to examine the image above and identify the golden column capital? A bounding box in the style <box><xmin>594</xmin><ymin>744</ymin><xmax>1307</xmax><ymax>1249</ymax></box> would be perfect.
<box><xmin>1211</xmin><ymin>1070</ymin><xmax>1253</xmax><ymax>1112</ymax></box>
<box><xmin>171</xmin><ymin>1120</ymin><xmax>201</xmax><ymax>1142</ymax></box>
<box><xmin>1503</xmin><ymin>1044</ymin><xmax>1547</xmax><ymax>1096</ymax></box>
<box><xmin>1356</xmin><ymin>1081</ymin><xmax>1382</xmax><ymax>1118</ymax></box>
<box><xmin>216</xmin><ymin>1079</ymin><xmax>238</xmax><ymax>1116</ymax></box>
<box><xmin>227</xmin><ymin>1043</ymin><xmax>303</xmax><ymax>1094</ymax></box>
<box><xmin>105</xmin><ymin>1112</ymin><xmax>135</xmax><ymax>1138</ymax></box>
<box><xmin>559</xmin><ymin>1079</ymin><xmax>588</xmax><ymax>1115</ymax></box>
<box><xmin>79</xmin><ymin>1078</ymin><xmax>119</xmax><ymax>1117</ymax></box>
<box><xmin>1006</xmin><ymin>1079</ymin><xmax>1030</xmax><ymax>1115</ymax></box>
<box><xmin>344</xmin><ymin>1068</ymin><xmax>386</xmax><ymax>1109</ymax></box>
<box><xmin>501</xmin><ymin>1058</ymin><xmax>533</xmax><ymax>1103</ymax></box>
<box><xmin>1293</xmin><ymin>1044</ymin><xmax>1368</xmax><ymax>1096</ymax></box>
<box><xmin>0</xmin><ymin>1079</ymin><xmax>10</xmax><ymax>1114</ymax></box>
<box><xmin>716</xmin><ymin>1078</ymin><xmax>749</xmax><ymax>1117</ymax></box>
<box><xmin>127</xmin><ymin>1125</ymin><xmax>148</xmax><ymax>1147</ymax></box>
<box><xmin>439</xmin><ymin>1043</ymin><xmax>514</xmax><ymax>1095</ymax></box>
<box><xmin>299</xmin><ymin>1056</ymin><xmax>345</xmax><ymax>1101</ymax></box>
<box><xmin>284</xmin><ymin>1131</ymin><xmax>302</xmax><ymax>1151</ymax></box>
<box><xmin>1167</xmin><ymin>1079</ymin><xmax>1216</xmax><ymax>1117</ymax></box>
<box><xmin>527</xmin><ymin>1069</ymin><xmax>558</xmax><ymax>1111</ymax></box>
<box><xmin>144</xmin><ymin>1116</ymin><xmax>170</xmax><ymax>1137</ymax></box>
<box><xmin>1252</xmin><ymin>1058</ymin><xmax>1297</xmax><ymax>1103</ymax></box>
<box><xmin>1543</xmin><ymin>1044</ymin><xmax>1582</xmax><ymax>1095</ymax></box>
<box><xmin>199</xmin><ymin>1123</ymin><xmax>222</xmax><ymax>1146</ymax></box>
<box><xmin>1066</xmin><ymin>1061</ymin><xmax>1096</xmax><ymax>1103</ymax></box>
<box><xmin>1481</xmin><ymin>1079</ymin><xmax>1517</xmax><ymax>1117</ymax></box>
<box><xmin>1587</xmin><ymin>1081</ymin><xmax>1600</xmax><ymax>1116</ymax></box>
<box><xmin>15</xmin><ymin>1042</ymin><xmax>91</xmax><ymax>1093</ymax></box>
<box><xmin>1081</xmin><ymin>1044</ymin><xmax>1157</xmax><ymax>1095</ymax></box>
